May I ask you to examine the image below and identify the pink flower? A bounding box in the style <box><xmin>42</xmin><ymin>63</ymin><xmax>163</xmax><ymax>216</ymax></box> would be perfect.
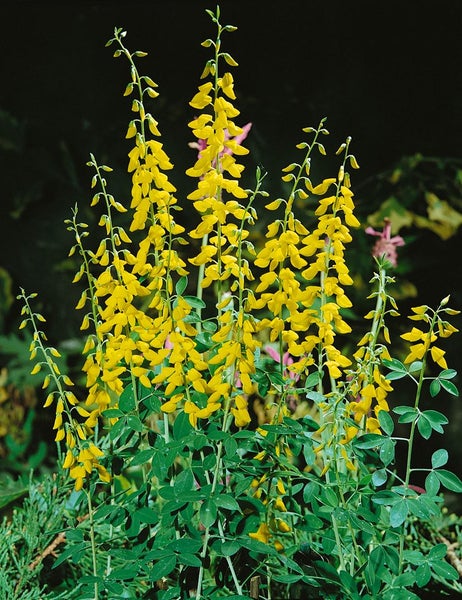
<box><xmin>264</xmin><ymin>346</ymin><xmax>299</xmax><ymax>382</ymax></box>
<box><xmin>365</xmin><ymin>218</ymin><xmax>405</xmax><ymax>267</ymax></box>
<box><xmin>189</xmin><ymin>122</ymin><xmax>252</xmax><ymax>161</ymax></box>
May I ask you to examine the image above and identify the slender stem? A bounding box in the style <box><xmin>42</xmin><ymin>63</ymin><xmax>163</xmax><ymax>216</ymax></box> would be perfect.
<box><xmin>86</xmin><ymin>489</ymin><xmax>99</xmax><ymax>600</ymax></box>
<box><xmin>398</xmin><ymin>311</ymin><xmax>437</xmax><ymax>574</ymax></box>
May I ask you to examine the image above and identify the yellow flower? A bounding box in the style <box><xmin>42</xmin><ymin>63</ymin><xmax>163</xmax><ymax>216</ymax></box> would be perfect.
<box><xmin>249</xmin><ymin>522</ymin><xmax>271</xmax><ymax>544</ymax></box>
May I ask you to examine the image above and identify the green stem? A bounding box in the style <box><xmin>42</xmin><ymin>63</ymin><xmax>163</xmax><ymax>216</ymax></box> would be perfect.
<box><xmin>398</xmin><ymin>311</ymin><xmax>437</xmax><ymax>574</ymax></box>
<box><xmin>196</xmin><ymin>427</ymin><xmax>243</xmax><ymax>598</ymax></box>
<box><xmin>86</xmin><ymin>488</ymin><xmax>99</xmax><ymax>600</ymax></box>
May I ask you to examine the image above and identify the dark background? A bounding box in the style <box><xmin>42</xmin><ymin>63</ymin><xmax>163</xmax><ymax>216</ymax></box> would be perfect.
<box><xmin>1</xmin><ymin>0</ymin><xmax>461</xmax><ymax>332</ymax></box>
<box><xmin>1</xmin><ymin>1</ymin><xmax>461</xmax><ymax>481</ymax></box>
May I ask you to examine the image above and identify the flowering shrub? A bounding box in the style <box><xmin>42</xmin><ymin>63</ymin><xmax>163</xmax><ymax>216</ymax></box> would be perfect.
<box><xmin>18</xmin><ymin>7</ymin><xmax>462</xmax><ymax>599</ymax></box>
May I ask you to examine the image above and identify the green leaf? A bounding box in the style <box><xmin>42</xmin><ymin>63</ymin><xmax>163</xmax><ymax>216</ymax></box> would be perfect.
<box><xmin>382</xmin><ymin>358</ymin><xmax>407</xmax><ymax>372</ymax></box>
<box><xmin>194</xmin><ymin>331</ymin><xmax>213</xmax><ymax>351</ymax></box>
<box><xmin>129</xmin><ymin>448</ymin><xmax>155</xmax><ymax>467</ymax></box>
<box><xmin>305</xmin><ymin>391</ymin><xmax>325</xmax><ymax>403</ymax></box>
<box><xmin>119</xmin><ymin>384</ymin><xmax>136</xmax><ymax>413</ymax></box>
<box><xmin>389</xmin><ymin>499</ymin><xmax>409</xmax><ymax>527</ymax></box>
<box><xmin>224</xmin><ymin>436</ymin><xmax>238</xmax><ymax>457</ymax></box>
<box><xmin>425</xmin><ymin>471</ymin><xmax>441</xmax><ymax>496</ymax></box>
<box><xmin>439</xmin><ymin>369</ymin><xmax>457</xmax><ymax>380</ymax></box>
<box><xmin>135</xmin><ymin>507</ymin><xmax>158</xmax><ymax>525</ymax></box>
<box><xmin>398</xmin><ymin>411</ymin><xmax>419</xmax><ymax>425</ymax></box>
<box><xmin>372</xmin><ymin>490</ymin><xmax>400</xmax><ymax>505</ymax></box>
<box><xmin>429</xmin><ymin>379</ymin><xmax>441</xmax><ymax>398</ymax></box>
<box><xmin>408</xmin><ymin>360</ymin><xmax>423</xmax><ymax>373</ymax></box>
<box><xmin>102</xmin><ymin>408</ymin><xmax>123</xmax><ymax>419</ymax></box>
<box><xmin>385</xmin><ymin>370</ymin><xmax>409</xmax><ymax>381</ymax></box>
<box><xmin>304</xmin><ymin>514</ymin><xmax>324</xmax><ymax>531</ymax></box>
<box><xmin>393</xmin><ymin>405</ymin><xmax>417</xmax><ymax>415</ymax></box>
<box><xmin>383</xmin><ymin>545</ymin><xmax>400</xmax><ymax>574</ymax></box>
<box><xmin>53</xmin><ymin>542</ymin><xmax>86</xmax><ymax>568</ymax></box>
<box><xmin>172</xmin><ymin>410</ymin><xmax>193</xmax><ymax>440</ymax></box>
<box><xmin>353</xmin><ymin>433</ymin><xmax>385</xmax><ymax>449</ymax></box>
<box><xmin>380</xmin><ymin>438</ymin><xmax>396</xmax><ymax>466</ymax></box>
<box><xmin>175</xmin><ymin>275</ymin><xmax>188</xmax><ymax>296</ymax></box>
<box><xmin>415</xmin><ymin>563</ymin><xmax>431</xmax><ymax>587</ymax></box>
<box><xmin>168</xmin><ymin>538</ymin><xmax>202</xmax><ymax>554</ymax></box>
<box><xmin>431</xmin><ymin>448</ymin><xmax>449</xmax><ymax>469</ymax></box>
<box><xmin>403</xmin><ymin>549</ymin><xmax>425</xmax><ymax>565</ymax></box>
<box><xmin>422</xmin><ymin>410</ymin><xmax>448</xmax><ymax>434</ymax></box>
<box><xmin>272</xmin><ymin>573</ymin><xmax>304</xmax><ymax>584</ymax></box>
<box><xmin>220</xmin><ymin>540</ymin><xmax>240</xmax><ymax>557</ymax></box>
<box><xmin>126</xmin><ymin>415</ymin><xmax>143</xmax><ymax>432</ymax></box>
<box><xmin>215</xmin><ymin>494</ymin><xmax>241</xmax><ymax>512</ymax></box>
<box><xmin>431</xmin><ymin>560</ymin><xmax>459</xmax><ymax>580</ymax></box>
<box><xmin>428</xmin><ymin>542</ymin><xmax>448</xmax><ymax>560</ymax></box>
<box><xmin>440</xmin><ymin>379</ymin><xmax>459</xmax><ymax>396</ymax></box>
<box><xmin>378</xmin><ymin>410</ymin><xmax>394</xmax><ymax>435</ymax></box>
<box><xmin>200</xmin><ymin>498</ymin><xmax>217</xmax><ymax>528</ymax></box>
<box><xmin>173</xmin><ymin>469</ymin><xmax>194</xmax><ymax>495</ymax></box>
<box><xmin>369</xmin><ymin>545</ymin><xmax>385</xmax><ymax>573</ymax></box>
<box><xmin>338</xmin><ymin>569</ymin><xmax>358</xmax><ymax>593</ymax></box>
<box><xmin>372</xmin><ymin>468</ymin><xmax>388</xmax><ymax>488</ymax></box>
<box><xmin>435</xmin><ymin>469</ymin><xmax>462</xmax><ymax>492</ymax></box>
<box><xmin>304</xmin><ymin>371</ymin><xmax>321</xmax><ymax>389</ymax></box>
<box><xmin>393</xmin><ymin>571</ymin><xmax>417</xmax><ymax>588</ymax></box>
<box><xmin>183</xmin><ymin>295</ymin><xmax>206</xmax><ymax>309</ymax></box>
<box><xmin>106</xmin><ymin>567</ymin><xmax>136</xmax><ymax>581</ymax></box>
<box><xmin>322</xmin><ymin>487</ymin><xmax>338</xmax><ymax>507</ymax></box>
<box><xmin>177</xmin><ymin>553</ymin><xmax>202</xmax><ymax>567</ymax></box>
<box><xmin>150</xmin><ymin>555</ymin><xmax>177</xmax><ymax>581</ymax></box>
<box><xmin>417</xmin><ymin>415</ymin><xmax>432</xmax><ymax>439</ymax></box>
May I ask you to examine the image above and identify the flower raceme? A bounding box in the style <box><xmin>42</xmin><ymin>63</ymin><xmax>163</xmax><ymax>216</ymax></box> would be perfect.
<box><xmin>401</xmin><ymin>299</ymin><xmax>459</xmax><ymax>368</ymax></box>
<box><xmin>251</xmin><ymin>131</ymin><xmax>360</xmax><ymax>385</ymax></box>
<box><xmin>19</xmin><ymin>290</ymin><xmax>111</xmax><ymax>491</ymax></box>
<box><xmin>184</xmin><ymin>20</ymin><xmax>259</xmax><ymax>429</ymax></box>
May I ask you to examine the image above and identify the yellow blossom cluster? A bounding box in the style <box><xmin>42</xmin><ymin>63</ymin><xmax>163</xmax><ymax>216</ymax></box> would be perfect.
<box><xmin>249</xmin><ymin>475</ymin><xmax>292</xmax><ymax>551</ymax></box>
<box><xmin>251</xmin><ymin>133</ymin><xmax>360</xmax><ymax>393</ymax></box>
<box><xmin>401</xmin><ymin>302</ymin><xmax>459</xmax><ymax>368</ymax></box>
<box><xmin>344</xmin><ymin>366</ymin><xmax>393</xmax><ymax>441</ymax></box>
<box><xmin>19</xmin><ymin>292</ymin><xmax>111</xmax><ymax>491</ymax></box>
<box><xmin>184</xmin><ymin>34</ymin><xmax>259</xmax><ymax>427</ymax></box>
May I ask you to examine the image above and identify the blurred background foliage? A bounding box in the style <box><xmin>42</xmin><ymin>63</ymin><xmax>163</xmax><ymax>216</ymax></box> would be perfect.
<box><xmin>0</xmin><ymin>0</ymin><xmax>461</xmax><ymax>483</ymax></box>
